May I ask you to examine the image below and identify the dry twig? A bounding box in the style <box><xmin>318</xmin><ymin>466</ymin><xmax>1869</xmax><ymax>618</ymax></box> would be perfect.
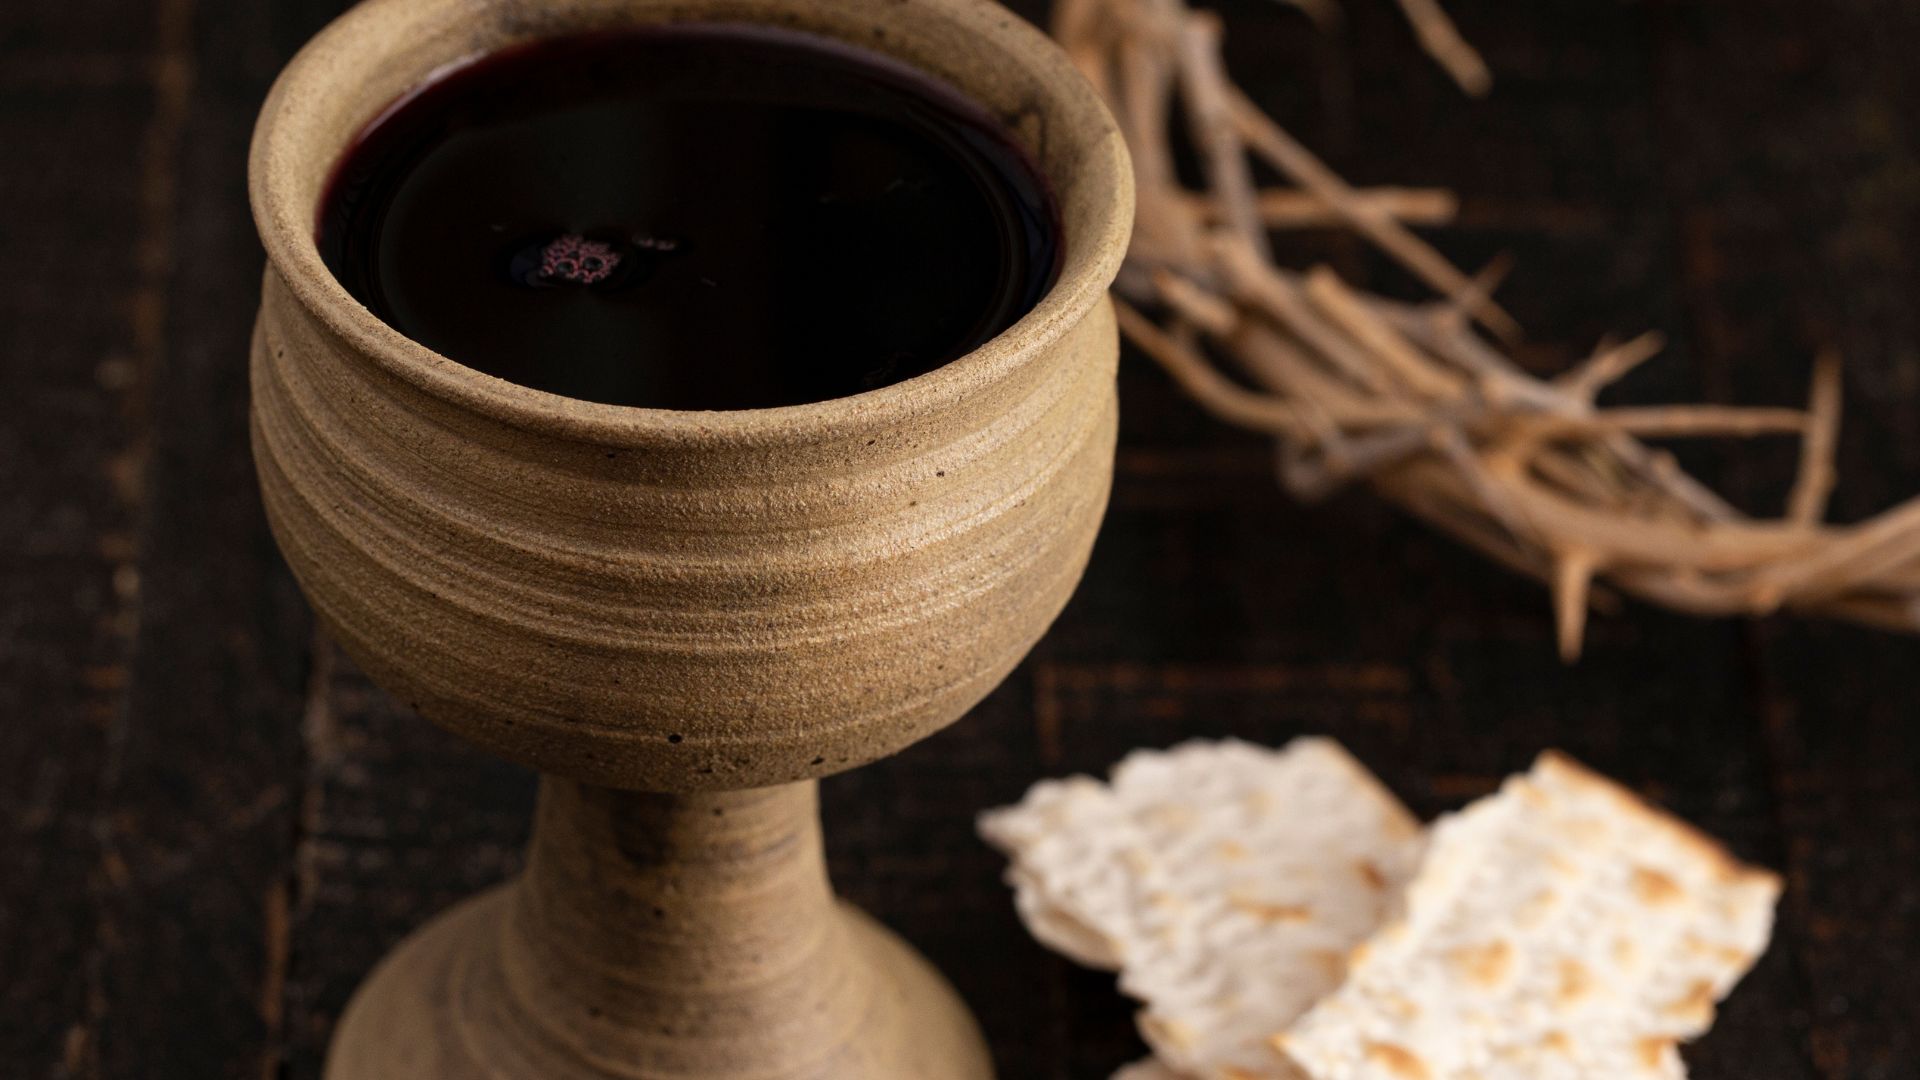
<box><xmin>1063</xmin><ymin>0</ymin><xmax>1919</xmax><ymax>655</ymax></box>
<box><xmin>1391</xmin><ymin>0</ymin><xmax>1491</xmax><ymax>96</ymax></box>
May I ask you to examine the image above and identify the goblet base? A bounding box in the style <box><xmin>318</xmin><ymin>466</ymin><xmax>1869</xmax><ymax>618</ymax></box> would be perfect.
<box><xmin>321</xmin><ymin>780</ymin><xmax>994</xmax><ymax>1080</ymax></box>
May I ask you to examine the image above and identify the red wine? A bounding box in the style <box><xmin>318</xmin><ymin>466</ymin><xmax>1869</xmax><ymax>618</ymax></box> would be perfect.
<box><xmin>318</xmin><ymin>25</ymin><xmax>1061</xmax><ymax>410</ymax></box>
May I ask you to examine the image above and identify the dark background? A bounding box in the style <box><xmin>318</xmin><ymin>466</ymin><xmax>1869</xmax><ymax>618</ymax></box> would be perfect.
<box><xmin>4</xmin><ymin>0</ymin><xmax>1918</xmax><ymax>1076</ymax></box>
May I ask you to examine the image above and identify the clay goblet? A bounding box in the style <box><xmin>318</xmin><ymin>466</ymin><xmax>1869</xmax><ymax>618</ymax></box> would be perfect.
<box><xmin>248</xmin><ymin>0</ymin><xmax>1131</xmax><ymax>1076</ymax></box>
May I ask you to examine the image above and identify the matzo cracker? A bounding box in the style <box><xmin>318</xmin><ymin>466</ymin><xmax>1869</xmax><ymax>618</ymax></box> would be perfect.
<box><xmin>982</xmin><ymin>739</ymin><xmax>1424</xmax><ymax>1080</ymax></box>
<box><xmin>1277</xmin><ymin>752</ymin><xmax>1780</xmax><ymax>1080</ymax></box>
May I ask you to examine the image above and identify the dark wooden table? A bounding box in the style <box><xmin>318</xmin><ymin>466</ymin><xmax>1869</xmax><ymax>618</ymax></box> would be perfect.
<box><xmin>4</xmin><ymin>0</ymin><xmax>1918</xmax><ymax>1076</ymax></box>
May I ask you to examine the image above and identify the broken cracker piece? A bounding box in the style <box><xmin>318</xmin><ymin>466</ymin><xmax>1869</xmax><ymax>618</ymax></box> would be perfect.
<box><xmin>1277</xmin><ymin>751</ymin><xmax>1780</xmax><ymax>1080</ymax></box>
<box><xmin>1008</xmin><ymin>864</ymin><xmax>1130</xmax><ymax>970</ymax></box>
<box><xmin>982</xmin><ymin>739</ymin><xmax>1425</xmax><ymax>1080</ymax></box>
<box><xmin>981</xmin><ymin>771</ymin><xmax>1174</xmax><ymax>972</ymax></box>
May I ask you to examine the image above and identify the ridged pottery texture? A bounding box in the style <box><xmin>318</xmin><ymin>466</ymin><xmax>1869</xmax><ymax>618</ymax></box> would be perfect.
<box><xmin>250</xmin><ymin>0</ymin><xmax>1132</xmax><ymax>794</ymax></box>
<box><xmin>250</xmin><ymin>0</ymin><xmax>1130</xmax><ymax>1075</ymax></box>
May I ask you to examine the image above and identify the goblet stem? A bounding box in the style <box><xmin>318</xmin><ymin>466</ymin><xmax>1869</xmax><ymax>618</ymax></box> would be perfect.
<box><xmin>505</xmin><ymin>779</ymin><xmax>850</xmax><ymax>1057</ymax></box>
<box><xmin>323</xmin><ymin>776</ymin><xmax>995</xmax><ymax>1079</ymax></box>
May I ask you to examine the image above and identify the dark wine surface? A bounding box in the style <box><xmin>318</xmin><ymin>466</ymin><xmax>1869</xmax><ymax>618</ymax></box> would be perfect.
<box><xmin>316</xmin><ymin>25</ymin><xmax>1061</xmax><ymax>410</ymax></box>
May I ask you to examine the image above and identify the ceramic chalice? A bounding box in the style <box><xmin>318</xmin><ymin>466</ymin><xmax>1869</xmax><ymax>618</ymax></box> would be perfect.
<box><xmin>248</xmin><ymin>0</ymin><xmax>1132</xmax><ymax>1075</ymax></box>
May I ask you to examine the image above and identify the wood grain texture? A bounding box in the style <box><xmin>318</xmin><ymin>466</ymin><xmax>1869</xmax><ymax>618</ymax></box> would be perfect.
<box><xmin>82</xmin><ymin>1</ymin><xmax>322</xmax><ymax>1076</ymax></box>
<box><xmin>0</xmin><ymin>13</ymin><xmax>150</xmax><ymax>1075</ymax></box>
<box><xmin>1643</xmin><ymin>2</ymin><xmax>1920</xmax><ymax>1073</ymax></box>
<box><xmin>3</xmin><ymin>0</ymin><xmax>1919</xmax><ymax>1077</ymax></box>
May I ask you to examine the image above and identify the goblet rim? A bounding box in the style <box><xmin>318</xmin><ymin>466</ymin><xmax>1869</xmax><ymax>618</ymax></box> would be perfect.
<box><xmin>248</xmin><ymin>0</ymin><xmax>1134</xmax><ymax>449</ymax></box>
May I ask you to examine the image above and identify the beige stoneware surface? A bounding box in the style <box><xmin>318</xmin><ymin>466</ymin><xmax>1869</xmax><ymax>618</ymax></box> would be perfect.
<box><xmin>248</xmin><ymin>0</ymin><xmax>1132</xmax><ymax>1075</ymax></box>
